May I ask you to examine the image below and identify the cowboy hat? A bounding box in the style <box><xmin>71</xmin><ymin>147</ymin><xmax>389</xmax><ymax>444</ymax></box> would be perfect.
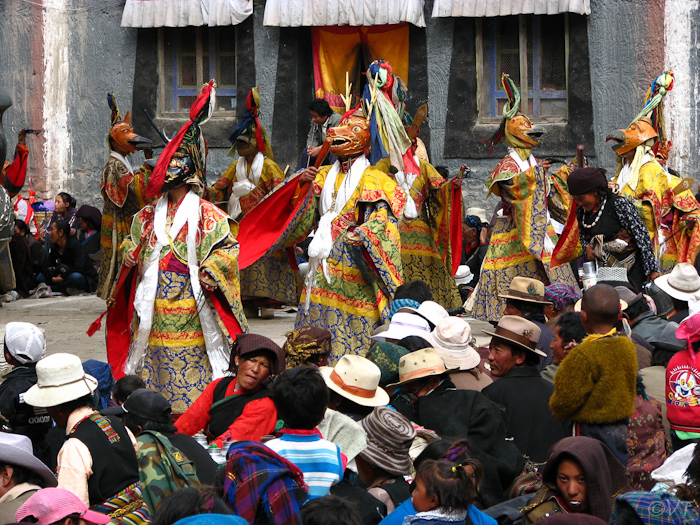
<box><xmin>371</xmin><ymin>312</ymin><xmax>430</xmax><ymax>342</ymax></box>
<box><xmin>483</xmin><ymin>315</ymin><xmax>545</xmax><ymax>357</ymax></box>
<box><xmin>23</xmin><ymin>353</ymin><xmax>98</xmax><ymax>408</ymax></box>
<box><xmin>0</xmin><ymin>433</ymin><xmax>57</xmax><ymax>488</ymax></box>
<box><xmin>499</xmin><ymin>277</ymin><xmax>552</xmax><ymax>304</ymax></box>
<box><xmin>428</xmin><ymin>317</ymin><xmax>480</xmax><ymax>371</ymax></box>
<box><xmin>655</xmin><ymin>263</ymin><xmax>700</xmax><ymax>302</ymax></box>
<box><xmin>320</xmin><ymin>355</ymin><xmax>389</xmax><ymax>407</ymax></box>
<box><xmin>396</xmin><ymin>300</ymin><xmax>449</xmax><ymax>328</ymax></box>
<box><xmin>388</xmin><ymin>347</ymin><xmax>455</xmax><ymax>388</ymax></box>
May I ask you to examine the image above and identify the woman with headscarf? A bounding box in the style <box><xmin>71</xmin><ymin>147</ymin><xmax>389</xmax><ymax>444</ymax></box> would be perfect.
<box><xmin>522</xmin><ymin>436</ymin><xmax>630</xmax><ymax>524</ymax></box>
<box><xmin>282</xmin><ymin>326</ymin><xmax>332</xmax><ymax>369</ymax></box>
<box><xmin>568</xmin><ymin>167</ymin><xmax>659</xmax><ymax>291</ymax></box>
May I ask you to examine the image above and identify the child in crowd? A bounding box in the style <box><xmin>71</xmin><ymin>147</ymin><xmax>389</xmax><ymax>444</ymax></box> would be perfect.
<box><xmin>15</xmin><ymin>487</ymin><xmax>111</xmax><ymax>525</ymax></box>
<box><xmin>301</xmin><ymin>495</ymin><xmax>362</xmax><ymax>525</ymax></box>
<box><xmin>408</xmin><ymin>460</ymin><xmax>475</xmax><ymax>525</ymax></box>
<box><xmin>266</xmin><ymin>366</ymin><xmax>346</xmax><ymax>500</ymax></box>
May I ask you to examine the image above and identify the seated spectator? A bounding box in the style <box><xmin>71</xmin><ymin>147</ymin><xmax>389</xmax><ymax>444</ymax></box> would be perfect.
<box><xmin>551</xmin><ymin>284</ymin><xmax>638</xmax><ymax>466</ymax></box>
<box><xmin>541</xmin><ymin>312</ymin><xmax>587</xmax><ymax>383</ymax></box>
<box><xmin>112</xmin><ymin>375</ymin><xmax>146</xmax><ymax>406</ymax></box>
<box><xmin>655</xmin><ymin>263</ymin><xmax>700</xmax><ymax>324</ymax></box>
<box><xmin>15</xmin><ymin>487</ymin><xmax>110</xmax><ymax>525</ymax></box>
<box><xmin>522</xmin><ymin>436</ymin><xmax>630</xmax><ymax>524</ymax></box>
<box><xmin>428</xmin><ymin>317</ymin><xmax>492</xmax><ymax>391</ymax></box>
<box><xmin>15</xmin><ymin>219</ymin><xmax>45</xmax><ymax>276</ymax></box>
<box><xmin>175</xmin><ymin>334</ymin><xmax>283</xmax><ymax>447</ymax></box>
<box><xmin>482</xmin><ymin>316</ymin><xmax>567</xmax><ymax>463</ymax></box>
<box><xmin>355</xmin><ymin>407</ymin><xmax>416</xmax><ymax>515</ymax></box>
<box><xmin>460</xmin><ymin>214</ymin><xmax>488</xmax><ymax>298</ymax></box>
<box><xmin>666</xmin><ymin>312</ymin><xmax>700</xmax><ymax>452</ymax></box>
<box><xmin>0</xmin><ymin>433</ymin><xmax>57</xmax><ymax>524</ymax></box>
<box><xmin>454</xmin><ymin>265</ymin><xmax>475</xmax><ymax>304</ymax></box>
<box><xmin>500</xmin><ymin>277</ymin><xmax>555</xmax><ymax>371</ymax></box>
<box><xmin>37</xmin><ymin>219</ymin><xmax>98</xmax><ymax>295</ymax></box>
<box><xmin>221</xmin><ymin>441</ymin><xmax>309</xmax><ymax>525</ymax></box>
<box><xmin>388</xmin><ymin>280</ymin><xmax>433</xmax><ymax>319</ymax></box>
<box><xmin>544</xmin><ymin>283</ymin><xmax>581</xmax><ymax>330</ymax></box>
<box><xmin>320</xmin><ymin>355</ymin><xmax>389</xmax><ymax>421</ymax></box>
<box><xmin>120</xmin><ymin>389</ymin><xmax>218</xmax><ymax>512</ymax></box>
<box><xmin>371</xmin><ymin>312</ymin><xmax>431</xmax><ymax>344</ymax></box>
<box><xmin>408</xmin><ymin>460</ymin><xmax>475</xmax><ymax>525</ymax></box>
<box><xmin>396</xmin><ymin>301</ymin><xmax>449</xmax><ymax>330</ymax></box>
<box><xmin>296</xmin><ymin>99</ymin><xmax>341</xmax><ymax>171</ymax></box>
<box><xmin>623</xmin><ymin>286</ymin><xmax>685</xmax><ymax>353</ymax></box>
<box><xmin>369</xmin><ymin>342</ymin><xmax>410</xmax><ymax>388</ymax></box>
<box><xmin>266</xmin><ymin>366</ymin><xmax>345</xmax><ymax>500</ymax></box>
<box><xmin>81</xmin><ymin>360</ymin><xmax>114</xmax><ymax>411</ymax></box>
<box><xmin>39</xmin><ymin>192</ymin><xmax>78</xmax><ymax>248</ymax></box>
<box><xmin>396</xmin><ymin>336</ymin><xmax>431</xmax><ymax>352</ymax></box>
<box><xmin>301</xmin><ymin>495</ymin><xmax>362</xmax><ymax>525</ymax></box>
<box><xmin>75</xmin><ymin>205</ymin><xmax>102</xmax><ymax>263</ymax></box>
<box><xmin>283</xmin><ymin>327</ymin><xmax>332</xmax><ymax>370</ymax></box>
<box><xmin>23</xmin><ymin>353</ymin><xmax>148</xmax><ymax>522</ymax></box>
<box><xmin>151</xmin><ymin>487</ymin><xmax>233</xmax><ymax>525</ymax></box>
<box><xmin>171</xmin><ymin>514</ymin><xmax>246</xmax><ymax>525</ymax></box>
<box><xmin>0</xmin><ymin>323</ymin><xmax>51</xmax><ymax>462</ymax></box>
<box><xmin>613</xmin><ymin>287</ymin><xmax>654</xmax><ymax>370</ymax></box>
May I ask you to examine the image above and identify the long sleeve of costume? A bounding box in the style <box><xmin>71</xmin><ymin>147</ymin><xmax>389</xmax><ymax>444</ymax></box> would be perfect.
<box><xmin>614</xmin><ymin>196</ymin><xmax>659</xmax><ymax>276</ymax></box>
<box><xmin>209</xmin><ymin>162</ymin><xmax>237</xmax><ymax>205</ymax></box>
<box><xmin>547</xmin><ymin>167</ymin><xmax>572</xmax><ymax>225</ymax></box>
<box><xmin>209</xmin><ymin>158</ymin><xmax>285</xmax><ymax>212</ymax></box>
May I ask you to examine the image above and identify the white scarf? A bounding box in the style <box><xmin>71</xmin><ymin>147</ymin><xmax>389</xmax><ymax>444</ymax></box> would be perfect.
<box><xmin>394</xmin><ymin>154</ymin><xmax>420</xmax><ymax>219</ymax></box>
<box><xmin>126</xmin><ymin>191</ymin><xmax>229</xmax><ymax>378</ymax></box>
<box><xmin>110</xmin><ymin>151</ymin><xmax>134</xmax><ymax>175</ymax></box>
<box><xmin>304</xmin><ymin>155</ymin><xmax>370</xmax><ymax>312</ymax></box>
<box><xmin>227</xmin><ymin>152</ymin><xmax>264</xmax><ymax>218</ymax></box>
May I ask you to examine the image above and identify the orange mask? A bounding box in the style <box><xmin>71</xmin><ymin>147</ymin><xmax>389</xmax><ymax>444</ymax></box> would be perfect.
<box><xmin>606</xmin><ymin>117</ymin><xmax>658</xmax><ymax>156</ymax></box>
<box><xmin>327</xmin><ymin>113</ymin><xmax>370</xmax><ymax>159</ymax></box>
<box><xmin>505</xmin><ymin>113</ymin><xmax>545</xmax><ymax>149</ymax></box>
<box><xmin>109</xmin><ymin>112</ymin><xmax>152</xmax><ymax>156</ymax></box>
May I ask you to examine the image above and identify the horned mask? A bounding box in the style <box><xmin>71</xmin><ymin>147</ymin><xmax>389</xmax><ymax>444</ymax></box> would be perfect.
<box><xmin>107</xmin><ymin>93</ymin><xmax>152</xmax><ymax>156</ymax></box>
<box><xmin>327</xmin><ymin>109</ymin><xmax>370</xmax><ymax>159</ymax></box>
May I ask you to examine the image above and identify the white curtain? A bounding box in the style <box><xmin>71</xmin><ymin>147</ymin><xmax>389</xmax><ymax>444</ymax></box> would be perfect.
<box><xmin>121</xmin><ymin>0</ymin><xmax>253</xmax><ymax>28</ymax></box>
<box><xmin>431</xmin><ymin>0</ymin><xmax>590</xmax><ymax>17</ymax></box>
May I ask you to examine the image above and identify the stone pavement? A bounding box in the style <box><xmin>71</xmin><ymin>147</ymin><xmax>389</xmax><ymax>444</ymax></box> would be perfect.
<box><xmin>0</xmin><ymin>294</ymin><xmax>494</xmax><ymax>363</ymax></box>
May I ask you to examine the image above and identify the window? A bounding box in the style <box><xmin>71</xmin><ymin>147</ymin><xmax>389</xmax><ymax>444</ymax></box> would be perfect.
<box><xmin>477</xmin><ymin>15</ymin><xmax>568</xmax><ymax>121</ymax></box>
<box><xmin>159</xmin><ymin>27</ymin><xmax>237</xmax><ymax>115</ymax></box>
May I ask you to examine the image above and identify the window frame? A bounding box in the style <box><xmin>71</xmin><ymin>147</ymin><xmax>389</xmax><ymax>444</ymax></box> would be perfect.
<box><xmin>476</xmin><ymin>14</ymin><xmax>569</xmax><ymax>123</ymax></box>
<box><xmin>157</xmin><ymin>26</ymin><xmax>237</xmax><ymax>117</ymax></box>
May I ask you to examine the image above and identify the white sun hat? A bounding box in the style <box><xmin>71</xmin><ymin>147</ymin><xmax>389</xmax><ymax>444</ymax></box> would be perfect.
<box><xmin>23</xmin><ymin>353</ymin><xmax>98</xmax><ymax>408</ymax></box>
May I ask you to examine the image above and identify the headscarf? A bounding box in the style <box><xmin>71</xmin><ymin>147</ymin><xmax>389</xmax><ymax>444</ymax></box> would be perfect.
<box><xmin>389</xmin><ymin>298</ymin><xmax>421</xmax><ymax>319</ymax></box>
<box><xmin>568</xmin><ymin>168</ymin><xmax>608</xmax><ymax>196</ymax></box>
<box><xmin>282</xmin><ymin>327</ymin><xmax>332</xmax><ymax>369</ymax></box>
<box><xmin>82</xmin><ymin>360</ymin><xmax>115</xmax><ymax>410</ymax></box>
<box><xmin>544</xmin><ymin>284</ymin><xmax>582</xmax><ymax>312</ymax></box>
<box><xmin>369</xmin><ymin>341</ymin><xmax>410</xmax><ymax>386</ymax></box>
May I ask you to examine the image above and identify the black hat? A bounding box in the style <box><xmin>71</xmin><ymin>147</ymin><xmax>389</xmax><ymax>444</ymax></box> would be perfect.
<box><xmin>123</xmin><ymin>388</ymin><xmax>172</xmax><ymax>423</ymax></box>
<box><xmin>568</xmin><ymin>167</ymin><xmax>608</xmax><ymax>196</ymax></box>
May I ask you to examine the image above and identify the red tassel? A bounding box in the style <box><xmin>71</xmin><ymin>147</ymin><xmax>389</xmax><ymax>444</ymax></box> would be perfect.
<box><xmin>87</xmin><ymin>310</ymin><xmax>107</xmax><ymax>337</ymax></box>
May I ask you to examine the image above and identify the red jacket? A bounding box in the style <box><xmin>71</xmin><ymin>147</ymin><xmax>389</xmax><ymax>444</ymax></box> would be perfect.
<box><xmin>665</xmin><ymin>349</ymin><xmax>700</xmax><ymax>433</ymax></box>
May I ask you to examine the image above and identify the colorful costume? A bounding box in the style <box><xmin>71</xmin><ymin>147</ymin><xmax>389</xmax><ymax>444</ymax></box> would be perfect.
<box><xmin>208</xmin><ymin>88</ymin><xmax>295</xmax><ymax>306</ymax></box>
<box><xmin>114</xmin><ymin>82</ymin><xmax>246</xmax><ymax>413</ymax></box>
<box><xmin>471</xmin><ymin>75</ymin><xmax>576</xmax><ymax>321</ymax></box>
<box><xmin>1</xmin><ymin>130</ymin><xmax>39</xmax><ymax>236</ymax></box>
<box><xmin>607</xmin><ymin>72</ymin><xmax>700</xmax><ymax>271</ymax></box>
<box><xmin>98</xmin><ymin>93</ymin><xmax>154</xmax><ymax>300</ymax></box>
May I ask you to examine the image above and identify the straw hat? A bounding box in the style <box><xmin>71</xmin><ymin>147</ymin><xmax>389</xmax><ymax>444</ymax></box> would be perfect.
<box><xmin>23</xmin><ymin>353</ymin><xmax>98</xmax><ymax>408</ymax></box>
<box><xmin>370</xmin><ymin>312</ymin><xmax>430</xmax><ymax>342</ymax></box>
<box><xmin>655</xmin><ymin>263</ymin><xmax>700</xmax><ymax>301</ymax></box>
<box><xmin>428</xmin><ymin>317</ymin><xmax>480</xmax><ymax>371</ymax></box>
<box><xmin>499</xmin><ymin>277</ymin><xmax>551</xmax><ymax>304</ymax></box>
<box><xmin>358</xmin><ymin>406</ymin><xmax>416</xmax><ymax>476</ymax></box>
<box><xmin>320</xmin><ymin>355</ymin><xmax>389</xmax><ymax>407</ymax></box>
<box><xmin>396</xmin><ymin>300</ymin><xmax>449</xmax><ymax>327</ymax></box>
<box><xmin>454</xmin><ymin>266</ymin><xmax>474</xmax><ymax>287</ymax></box>
<box><xmin>483</xmin><ymin>315</ymin><xmax>545</xmax><ymax>357</ymax></box>
<box><xmin>388</xmin><ymin>347</ymin><xmax>454</xmax><ymax>387</ymax></box>
<box><xmin>0</xmin><ymin>433</ymin><xmax>57</xmax><ymax>488</ymax></box>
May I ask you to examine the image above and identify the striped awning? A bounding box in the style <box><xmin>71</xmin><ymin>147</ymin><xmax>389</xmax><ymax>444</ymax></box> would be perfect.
<box><xmin>263</xmin><ymin>0</ymin><xmax>426</xmax><ymax>28</ymax></box>
<box><xmin>121</xmin><ymin>0</ymin><xmax>253</xmax><ymax>28</ymax></box>
<box><xmin>431</xmin><ymin>0</ymin><xmax>590</xmax><ymax>17</ymax></box>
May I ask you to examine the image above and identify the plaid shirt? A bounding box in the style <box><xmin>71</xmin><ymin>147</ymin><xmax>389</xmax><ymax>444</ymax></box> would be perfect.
<box><xmin>612</xmin><ymin>491</ymin><xmax>699</xmax><ymax>525</ymax></box>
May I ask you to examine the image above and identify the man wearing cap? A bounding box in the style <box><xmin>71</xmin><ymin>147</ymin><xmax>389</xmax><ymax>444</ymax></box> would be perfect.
<box><xmin>0</xmin><ymin>323</ymin><xmax>51</xmax><ymax>463</ymax></box>
<box><xmin>482</xmin><ymin>316</ymin><xmax>567</xmax><ymax>462</ymax></box>
<box><xmin>550</xmin><ymin>284</ymin><xmax>638</xmax><ymax>465</ymax></box>
<box><xmin>501</xmin><ymin>277</ymin><xmax>556</xmax><ymax>371</ymax></box>
<box><xmin>655</xmin><ymin>263</ymin><xmax>700</xmax><ymax>324</ymax></box>
<box><xmin>0</xmin><ymin>433</ymin><xmax>57</xmax><ymax>524</ymax></box>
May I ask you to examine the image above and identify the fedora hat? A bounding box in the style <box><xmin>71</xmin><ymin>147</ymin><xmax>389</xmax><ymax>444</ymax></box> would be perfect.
<box><xmin>388</xmin><ymin>347</ymin><xmax>454</xmax><ymax>387</ymax></box>
<box><xmin>454</xmin><ymin>266</ymin><xmax>474</xmax><ymax>287</ymax></box>
<box><xmin>359</xmin><ymin>406</ymin><xmax>416</xmax><ymax>476</ymax></box>
<box><xmin>499</xmin><ymin>277</ymin><xmax>551</xmax><ymax>304</ymax></box>
<box><xmin>483</xmin><ymin>315</ymin><xmax>545</xmax><ymax>357</ymax></box>
<box><xmin>396</xmin><ymin>300</ymin><xmax>449</xmax><ymax>328</ymax></box>
<box><xmin>655</xmin><ymin>263</ymin><xmax>700</xmax><ymax>302</ymax></box>
<box><xmin>0</xmin><ymin>433</ymin><xmax>57</xmax><ymax>488</ymax></box>
<box><xmin>23</xmin><ymin>353</ymin><xmax>98</xmax><ymax>408</ymax></box>
<box><xmin>428</xmin><ymin>317</ymin><xmax>480</xmax><ymax>371</ymax></box>
<box><xmin>320</xmin><ymin>355</ymin><xmax>389</xmax><ymax>407</ymax></box>
<box><xmin>371</xmin><ymin>312</ymin><xmax>430</xmax><ymax>342</ymax></box>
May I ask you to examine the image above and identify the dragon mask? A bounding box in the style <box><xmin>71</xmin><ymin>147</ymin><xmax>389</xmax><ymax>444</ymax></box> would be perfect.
<box><xmin>327</xmin><ymin>109</ymin><xmax>370</xmax><ymax>159</ymax></box>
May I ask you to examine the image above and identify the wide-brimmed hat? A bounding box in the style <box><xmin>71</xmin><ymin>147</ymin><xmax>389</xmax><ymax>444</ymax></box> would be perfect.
<box><xmin>655</xmin><ymin>263</ymin><xmax>700</xmax><ymax>301</ymax></box>
<box><xmin>16</xmin><ymin>488</ymin><xmax>110</xmax><ymax>525</ymax></box>
<box><xmin>499</xmin><ymin>277</ymin><xmax>551</xmax><ymax>304</ymax></box>
<box><xmin>483</xmin><ymin>315</ymin><xmax>545</xmax><ymax>357</ymax></box>
<box><xmin>231</xmin><ymin>333</ymin><xmax>285</xmax><ymax>375</ymax></box>
<box><xmin>23</xmin><ymin>353</ymin><xmax>98</xmax><ymax>408</ymax></box>
<box><xmin>4</xmin><ymin>322</ymin><xmax>45</xmax><ymax>364</ymax></box>
<box><xmin>396</xmin><ymin>300</ymin><xmax>449</xmax><ymax>328</ymax></box>
<box><xmin>320</xmin><ymin>355</ymin><xmax>390</xmax><ymax>407</ymax></box>
<box><xmin>0</xmin><ymin>433</ymin><xmax>57</xmax><ymax>488</ymax></box>
<box><xmin>358</xmin><ymin>406</ymin><xmax>416</xmax><ymax>476</ymax></box>
<box><xmin>388</xmin><ymin>347</ymin><xmax>453</xmax><ymax>387</ymax></box>
<box><xmin>428</xmin><ymin>317</ymin><xmax>480</xmax><ymax>371</ymax></box>
<box><xmin>614</xmin><ymin>286</ymin><xmax>643</xmax><ymax>310</ymax></box>
<box><xmin>454</xmin><ymin>266</ymin><xmax>474</xmax><ymax>287</ymax></box>
<box><xmin>371</xmin><ymin>312</ymin><xmax>430</xmax><ymax>342</ymax></box>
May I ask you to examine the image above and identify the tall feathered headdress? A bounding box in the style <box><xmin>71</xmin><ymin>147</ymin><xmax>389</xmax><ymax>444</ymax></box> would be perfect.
<box><xmin>146</xmin><ymin>80</ymin><xmax>216</xmax><ymax>198</ymax></box>
<box><xmin>635</xmin><ymin>71</ymin><xmax>674</xmax><ymax>161</ymax></box>
<box><xmin>482</xmin><ymin>74</ymin><xmax>521</xmax><ymax>154</ymax></box>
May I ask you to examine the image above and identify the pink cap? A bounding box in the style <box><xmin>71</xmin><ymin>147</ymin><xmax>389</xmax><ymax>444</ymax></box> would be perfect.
<box><xmin>15</xmin><ymin>488</ymin><xmax>111</xmax><ymax>525</ymax></box>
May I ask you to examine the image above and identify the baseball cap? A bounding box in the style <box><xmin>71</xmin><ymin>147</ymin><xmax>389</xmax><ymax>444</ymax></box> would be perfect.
<box><xmin>16</xmin><ymin>488</ymin><xmax>110</xmax><ymax>525</ymax></box>
<box><xmin>124</xmin><ymin>388</ymin><xmax>172</xmax><ymax>423</ymax></box>
<box><xmin>4</xmin><ymin>322</ymin><xmax>45</xmax><ymax>364</ymax></box>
